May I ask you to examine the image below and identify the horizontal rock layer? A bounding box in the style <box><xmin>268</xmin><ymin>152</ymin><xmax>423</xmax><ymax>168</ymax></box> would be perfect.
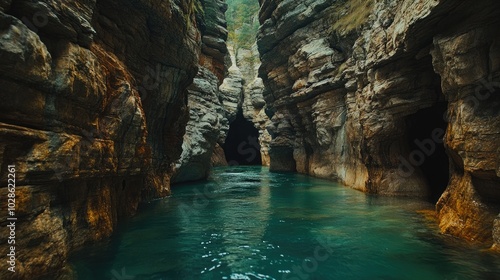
<box><xmin>257</xmin><ymin>0</ymin><xmax>500</xmax><ymax>248</ymax></box>
<box><xmin>238</xmin><ymin>43</ymin><xmax>271</xmax><ymax>166</ymax></box>
<box><xmin>172</xmin><ymin>0</ymin><xmax>230</xmax><ymax>183</ymax></box>
<box><xmin>0</xmin><ymin>0</ymin><xmax>202</xmax><ymax>278</ymax></box>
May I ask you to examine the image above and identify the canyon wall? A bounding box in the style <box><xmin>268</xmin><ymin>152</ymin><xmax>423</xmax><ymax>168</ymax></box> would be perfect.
<box><xmin>0</xmin><ymin>1</ymin><xmax>499</xmax><ymax>278</ymax></box>
<box><xmin>258</xmin><ymin>0</ymin><xmax>500</xmax><ymax>248</ymax></box>
<box><xmin>238</xmin><ymin>44</ymin><xmax>271</xmax><ymax>166</ymax></box>
<box><xmin>173</xmin><ymin>4</ymin><xmax>270</xmax><ymax>181</ymax></box>
<box><xmin>172</xmin><ymin>0</ymin><xmax>230</xmax><ymax>183</ymax></box>
<box><xmin>0</xmin><ymin>0</ymin><xmax>202</xmax><ymax>278</ymax></box>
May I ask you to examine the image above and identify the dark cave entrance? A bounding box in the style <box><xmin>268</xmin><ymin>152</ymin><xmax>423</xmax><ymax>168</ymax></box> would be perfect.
<box><xmin>223</xmin><ymin>111</ymin><xmax>262</xmax><ymax>165</ymax></box>
<box><xmin>405</xmin><ymin>101</ymin><xmax>449</xmax><ymax>203</ymax></box>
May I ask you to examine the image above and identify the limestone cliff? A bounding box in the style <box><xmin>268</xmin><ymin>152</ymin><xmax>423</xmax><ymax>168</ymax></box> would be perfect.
<box><xmin>257</xmin><ymin>0</ymin><xmax>500</xmax><ymax>248</ymax></box>
<box><xmin>172</xmin><ymin>0</ymin><xmax>230</xmax><ymax>183</ymax></box>
<box><xmin>173</xmin><ymin>6</ymin><xmax>270</xmax><ymax>181</ymax></box>
<box><xmin>0</xmin><ymin>0</ymin><xmax>201</xmax><ymax>278</ymax></box>
<box><xmin>238</xmin><ymin>43</ymin><xmax>271</xmax><ymax>166</ymax></box>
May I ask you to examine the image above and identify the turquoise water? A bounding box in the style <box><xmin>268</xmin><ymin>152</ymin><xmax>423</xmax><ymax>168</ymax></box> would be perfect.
<box><xmin>71</xmin><ymin>166</ymin><xmax>500</xmax><ymax>279</ymax></box>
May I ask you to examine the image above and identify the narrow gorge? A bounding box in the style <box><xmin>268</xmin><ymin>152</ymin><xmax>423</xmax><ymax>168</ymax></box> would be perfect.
<box><xmin>0</xmin><ymin>0</ymin><xmax>499</xmax><ymax>279</ymax></box>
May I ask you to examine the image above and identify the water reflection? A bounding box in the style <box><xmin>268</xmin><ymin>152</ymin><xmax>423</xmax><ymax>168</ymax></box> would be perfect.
<box><xmin>70</xmin><ymin>166</ymin><xmax>500</xmax><ymax>280</ymax></box>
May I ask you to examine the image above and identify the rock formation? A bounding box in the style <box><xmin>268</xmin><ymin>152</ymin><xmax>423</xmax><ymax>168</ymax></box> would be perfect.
<box><xmin>1</xmin><ymin>0</ymin><xmax>499</xmax><ymax>278</ymax></box>
<box><xmin>174</xmin><ymin>0</ymin><xmax>270</xmax><ymax>175</ymax></box>
<box><xmin>219</xmin><ymin>47</ymin><xmax>243</xmax><ymax>122</ymax></box>
<box><xmin>0</xmin><ymin>0</ymin><xmax>202</xmax><ymax>278</ymax></box>
<box><xmin>172</xmin><ymin>0</ymin><xmax>230</xmax><ymax>183</ymax></box>
<box><xmin>257</xmin><ymin>0</ymin><xmax>500</xmax><ymax>248</ymax></box>
<box><xmin>174</xmin><ymin>37</ymin><xmax>270</xmax><ymax>181</ymax></box>
<box><xmin>238</xmin><ymin>43</ymin><xmax>271</xmax><ymax>166</ymax></box>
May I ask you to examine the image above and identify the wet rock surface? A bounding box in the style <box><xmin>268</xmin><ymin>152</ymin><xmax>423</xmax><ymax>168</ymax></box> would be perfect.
<box><xmin>257</xmin><ymin>0</ymin><xmax>500</xmax><ymax>247</ymax></box>
<box><xmin>0</xmin><ymin>0</ymin><xmax>201</xmax><ymax>278</ymax></box>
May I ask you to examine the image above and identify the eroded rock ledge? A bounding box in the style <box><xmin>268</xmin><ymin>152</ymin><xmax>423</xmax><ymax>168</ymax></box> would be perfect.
<box><xmin>172</xmin><ymin>0</ymin><xmax>230</xmax><ymax>183</ymax></box>
<box><xmin>0</xmin><ymin>0</ymin><xmax>201</xmax><ymax>278</ymax></box>
<box><xmin>257</xmin><ymin>0</ymin><xmax>500</xmax><ymax>248</ymax></box>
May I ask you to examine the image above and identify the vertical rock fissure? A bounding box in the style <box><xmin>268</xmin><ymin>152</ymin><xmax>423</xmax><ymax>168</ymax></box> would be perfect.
<box><xmin>222</xmin><ymin>0</ymin><xmax>271</xmax><ymax>166</ymax></box>
<box><xmin>172</xmin><ymin>0</ymin><xmax>271</xmax><ymax>181</ymax></box>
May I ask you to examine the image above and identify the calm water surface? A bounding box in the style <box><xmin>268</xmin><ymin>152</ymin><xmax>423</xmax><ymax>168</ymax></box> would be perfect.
<box><xmin>71</xmin><ymin>166</ymin><xmax>500</xmax><ymax>279</ymax></box>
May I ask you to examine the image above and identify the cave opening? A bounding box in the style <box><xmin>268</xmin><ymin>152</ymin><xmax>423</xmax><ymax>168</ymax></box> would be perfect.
<box><xmin>405</xmin><ymin>101</ymin><xmax>449</xmax><ymax>203</ymax></box>
<box><xmin>224</xmin><ymin>110</ymin><xmax>262</xmax><ymax>165</ymax></box>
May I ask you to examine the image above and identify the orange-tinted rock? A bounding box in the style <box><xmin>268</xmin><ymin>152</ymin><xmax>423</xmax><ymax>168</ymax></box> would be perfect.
<box><xmin>257</xmin><ymin>0</ymin><xmax>500</xmax><ymax>247</ymax></box>
<box><xmin>0</xmin><ymin>0</ymin><xmax>201</xmax><ymax>278</ymax></box>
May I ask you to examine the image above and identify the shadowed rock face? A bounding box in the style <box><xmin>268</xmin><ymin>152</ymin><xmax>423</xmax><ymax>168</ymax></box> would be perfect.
<box><xmin>257</xmin><ymin>0</ymin><xmax>500</xmax><ymax>248</ymax></box>
<box><xmin>239</xmin><ymin>43</ymin><xmax>271</xmax><ymax>167</ymax></box>
<box><xmin>0</xmin><ymin>0</ymin><xmax>201</xmax><ymax>278</ymax></box>
<box><xmin>172</xmin><ymin>0</ymin><xmax>230</xmax><ymax>183</ymax></box>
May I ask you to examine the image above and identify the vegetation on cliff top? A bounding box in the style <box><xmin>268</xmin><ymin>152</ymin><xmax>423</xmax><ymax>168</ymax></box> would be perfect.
<box><xmin>226</xmin><ymin>0</ymin><xmax>260</xmax><ymax>50</ymax></box>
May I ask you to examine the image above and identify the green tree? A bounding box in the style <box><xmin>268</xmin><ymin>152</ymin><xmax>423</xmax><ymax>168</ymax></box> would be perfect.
<box><xmin>226</xmin><ymin>0</ymin><xmax>260</xmax><ymax>51</ymax></box>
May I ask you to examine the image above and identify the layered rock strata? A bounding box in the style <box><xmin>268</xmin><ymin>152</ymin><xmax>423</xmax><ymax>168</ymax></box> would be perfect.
<box><xmin>173</xmin><ymin>0</ymin><xmax>270</xmax><ymax>177</ymax></box>
<box><xmin>172</xmin><ymin>0</ymin><xmax>230</xmax><ymax>183</ymax></box>
<box><xmin>257</xmin><ymin>0</ymin><xmax>500</xmax><ymax>248</ymax></box>
<box><xmin>173</xmin><ymin>38</ymin><xmax>271</xmax><ymax>182</ymax></box>
<box><xmin>0</xmin><ymin>0</ymin><xmax>201</xmax><ymax>278</ymax></box>
<box><xmin>238</xmin><ymin>44</ymin><xmax>271</xmax><ymax>166</ymax></box>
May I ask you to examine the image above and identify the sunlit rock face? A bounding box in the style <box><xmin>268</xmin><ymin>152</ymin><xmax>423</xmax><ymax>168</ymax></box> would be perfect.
<box><xmin>257</xmin><ymin>0</ymin><xmax>500</xmax><ymax>248</ymax></box>
<box><xmin>432</xmin><ymin>18</ymin><xmax>500</xmax><ymax>247</ymax></box>
<box><xmin>494</xmin><ymin>215</ymin><xmax>500</xmax><ymax>250</ymax></box>
<box><xmin>0</xmin><ymin>0</ymin><xmax>201</xmax><ymax>278</ymax></box>
<box><xmin>171</xmin><ymin>0</ymin><xmax>270</xmax><ymax>181</ymax></box>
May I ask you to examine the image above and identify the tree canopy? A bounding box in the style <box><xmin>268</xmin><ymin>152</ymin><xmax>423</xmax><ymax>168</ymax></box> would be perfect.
<box><xmin>226</xmin><ymin>0</ymin><xmax>260</xmax><ymax>50</ymax></box>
